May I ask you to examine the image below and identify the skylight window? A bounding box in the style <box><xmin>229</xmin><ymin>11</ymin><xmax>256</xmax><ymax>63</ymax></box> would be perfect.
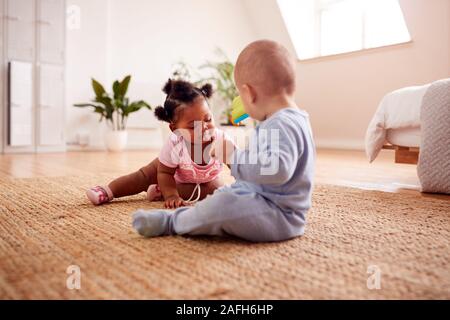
<box><xmin>277</xmin><ymin>0</ymin><xmax>411</xmax><ymax>60</ymax></box>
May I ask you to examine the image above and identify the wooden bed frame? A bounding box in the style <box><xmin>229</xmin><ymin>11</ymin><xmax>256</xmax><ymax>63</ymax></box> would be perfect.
<box><xmin>382</xmin><ymin>145</ymin><xmax>420</xmax><ymax>164</ymax></box>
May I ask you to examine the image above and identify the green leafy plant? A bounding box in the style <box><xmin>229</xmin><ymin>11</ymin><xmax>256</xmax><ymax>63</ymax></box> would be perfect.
<box><xmin>74</xmin><ymin>75</ymin><xmax>152</xmax><ymax>131</ymax></box>
<box><xmin>200</xmin><ymin>49</ymin><xmax>238</xmax><ymax>117</ymax></box>
<box><xmin>171</xmin><ymin>61</ymin><xmax>201</xmax><ymax>84</ymax></box>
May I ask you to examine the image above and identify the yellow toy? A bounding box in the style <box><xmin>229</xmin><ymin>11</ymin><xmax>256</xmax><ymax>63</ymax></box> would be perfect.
<box><xmin>231</xmin><ymin>96</ymin><xmax>249</xmax><ymax>125</ymax></box>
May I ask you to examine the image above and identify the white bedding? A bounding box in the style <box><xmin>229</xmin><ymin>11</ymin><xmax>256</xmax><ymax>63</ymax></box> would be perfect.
<box><xmin>386</xmin><ymin>127</ymin><xmax>421</xmax><ymax>148</ymax></box>
<box><xmin>365</xmin><ymin>83</ymin><xmax>431</xmax><ymax>162</ymax></box>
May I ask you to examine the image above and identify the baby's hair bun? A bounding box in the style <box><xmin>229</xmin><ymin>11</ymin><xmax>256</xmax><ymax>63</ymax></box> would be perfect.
<box><xmin>154</xmin><ymin>105</ymin><xmax>170</xmax><ymax>122</ymax></box>
<box><xmin>200</xmin><ymin>83</ymin><xmax>213</xmax><ymax>98</ymax></box>
<box><xmin>162</xmin><ymin>79</ymin><xmax>173</xmax><ymax>95</ymax></box>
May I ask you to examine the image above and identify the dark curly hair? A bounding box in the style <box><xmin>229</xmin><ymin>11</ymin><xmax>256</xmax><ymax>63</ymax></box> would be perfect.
<box><xmin>154</xmin><ymin>79</ymin><xmax>213</xmax><ymax>123</ymax></box>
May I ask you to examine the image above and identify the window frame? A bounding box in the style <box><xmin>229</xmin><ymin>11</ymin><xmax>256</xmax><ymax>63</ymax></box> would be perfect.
<box><xmin>278</xmin><ymin>0</ymin><xmax>412</xmax><ymax>61</ymax></box>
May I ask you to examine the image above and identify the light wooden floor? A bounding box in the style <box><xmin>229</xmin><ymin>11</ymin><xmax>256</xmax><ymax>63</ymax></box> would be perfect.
<box><xmin>0</xmin><ymin>148</ymin><xmax>431</xmax><ymax>196</ymax></box>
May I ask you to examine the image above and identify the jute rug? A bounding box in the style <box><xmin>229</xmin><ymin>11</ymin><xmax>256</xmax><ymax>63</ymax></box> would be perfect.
<box><xmin>0</xmin><ymin>175</ymin><xmax>449</xmax><ymax>299</ymax></box>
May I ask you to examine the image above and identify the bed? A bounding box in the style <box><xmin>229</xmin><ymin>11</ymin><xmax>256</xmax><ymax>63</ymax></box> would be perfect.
<box><xmin>365</xmin><ymin>79</ymin><xmax>450</xmax><ymax>194</ymax></box>
<box><xmin>365</xmin><ymin>83</ymin><xmax>429</xmax><ymax>164</ymax></box>
<box><xmin>383</xmin><ymin>127</ymin><xmax>421</xmax><ymax>164</ymax></box>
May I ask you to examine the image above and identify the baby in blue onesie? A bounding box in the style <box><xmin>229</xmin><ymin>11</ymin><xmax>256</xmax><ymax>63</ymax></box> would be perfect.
<box><xmin>132</xmin><ymin>40</ymin><xmax>315</xmax><ymax>242</ymax></box>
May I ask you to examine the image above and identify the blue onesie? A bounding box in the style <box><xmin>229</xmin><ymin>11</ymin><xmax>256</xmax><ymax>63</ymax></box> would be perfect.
<box><xmin>132</xmin><ymin>107</ymin><xmax>315</xmax><ymax>242</ymax></box>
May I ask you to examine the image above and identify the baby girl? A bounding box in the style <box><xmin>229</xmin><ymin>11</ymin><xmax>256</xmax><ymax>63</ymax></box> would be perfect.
<box><xmin>86</xmin><ymin>79</ymin><xmax>234</xmax><ymax>208</ymax></box>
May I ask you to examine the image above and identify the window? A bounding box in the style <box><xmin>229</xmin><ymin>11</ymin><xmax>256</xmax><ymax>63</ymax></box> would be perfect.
<box><xmin>277</xmin><ymin>0</ymin><xmax>411</xmax><ymax>60</ymax></box>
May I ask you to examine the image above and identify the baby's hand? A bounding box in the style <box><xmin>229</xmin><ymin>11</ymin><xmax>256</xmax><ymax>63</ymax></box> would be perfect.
<box><xmin>210</xmin><ymin>136</ymin><xmax>236</xmax><ymax>165</ymax></box>
<box><xmin>164</xmin><ymin>195</ymin><xmax>185</xmax><ymax>209</ymax></box>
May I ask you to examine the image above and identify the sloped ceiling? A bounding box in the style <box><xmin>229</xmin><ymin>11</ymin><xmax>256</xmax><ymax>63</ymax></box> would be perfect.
<box><xmin>242</xmin><ymin>0</ymin><xmax>297</xmax><ymax>56</ymax></box>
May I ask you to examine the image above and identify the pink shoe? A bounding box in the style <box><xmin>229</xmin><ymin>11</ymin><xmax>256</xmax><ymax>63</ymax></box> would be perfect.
<box><xmin>86</xmin><ymin>186</ymin><xmax>113</xmax><ymax>205</ymax></box>
<box><xmin>147</xmin><ymin>184</ymin><xmax>162</xmax><ymax>201</ymax></box>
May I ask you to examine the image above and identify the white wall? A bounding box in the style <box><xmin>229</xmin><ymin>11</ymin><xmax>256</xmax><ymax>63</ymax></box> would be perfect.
<box><xmin>66</xmin><ymin>0</ymin><xmax>256</xmax><ymax>149</ymax></box>
<box><xmin>67</xmin><ymin>0</ymin><xmax>450</xmax><ymax>151</ymax></box>
<box><xmin>65</xmin><ymin>0</ymin><xmax>110</xmax><ymax>148</ymax></box>
<box><xmin>243</xmin><ymin>0</ymin><xmax>450</xmax><ymax>149</ymax></box>
<box><xmin>107</xmin><ymin>0</ymin><xmax>256</xmax><ymax>147</ymax></box>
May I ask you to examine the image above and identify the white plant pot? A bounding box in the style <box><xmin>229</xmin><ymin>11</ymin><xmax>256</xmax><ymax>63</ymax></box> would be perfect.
<box><xmin>105</xmin><ymin>130</ymin><xmax>128</xmax><ymax>152</ymax></box>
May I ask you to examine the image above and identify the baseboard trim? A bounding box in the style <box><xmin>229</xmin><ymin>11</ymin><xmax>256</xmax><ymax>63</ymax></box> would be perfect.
<box><xmin>66</xmin><ymin>145</ymin><xmax>160</xmax><ymax>152</ymax></box>
<box><xmin>315</xmin><ymin>139</ymin><xmax>365</xmax><ymax>151</ymax></box>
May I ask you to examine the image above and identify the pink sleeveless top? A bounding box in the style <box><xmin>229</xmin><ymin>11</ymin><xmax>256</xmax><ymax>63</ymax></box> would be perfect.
<box><xmin>158</xmin><ymin>129</ymin><xmax>231</xmax><ymax>184</ymax></box>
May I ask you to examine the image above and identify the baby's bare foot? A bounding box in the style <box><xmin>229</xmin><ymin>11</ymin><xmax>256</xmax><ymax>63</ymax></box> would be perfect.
<box><xmin>147</xmin><ymin>184</ymin><xmax>162</xmax><ymax>201</ymax></box>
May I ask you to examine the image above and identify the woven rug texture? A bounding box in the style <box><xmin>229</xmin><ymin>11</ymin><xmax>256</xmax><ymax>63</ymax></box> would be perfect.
<box><xmin>0</xmin><ymin>175</ymin><xmax>449</xmax><ymax>299</ymax></box>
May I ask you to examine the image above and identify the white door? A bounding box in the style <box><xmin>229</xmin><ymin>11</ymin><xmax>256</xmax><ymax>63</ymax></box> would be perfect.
<box><xmin>38</xmin><ymin>0</ymin><xmax>65</xmax><ymax>64</ymax></box>
<box><xmin>38</xmin><ymin>64</ymin><xmax>64</xmax><ymax>146</ymax></box>
<box><xmin>6</xmin><ymin>0</ymin><xmax>35</xmax><ymax>61</ymax></box>
<box><xmin>9</xmin><ymin>61</ymin><xmax>33</xmax><ymax>146</ymax></box>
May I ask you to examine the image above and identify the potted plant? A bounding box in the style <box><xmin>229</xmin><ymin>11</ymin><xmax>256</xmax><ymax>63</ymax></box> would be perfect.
<box><xmin>74</xmin><ymin>75</ymin><xmax>152</xmax><ymax>151</ymax></box>
<box><xmin>199</xmin><ymin>49</ymin><xmax>240</xmax><ymax>126</ymax></box>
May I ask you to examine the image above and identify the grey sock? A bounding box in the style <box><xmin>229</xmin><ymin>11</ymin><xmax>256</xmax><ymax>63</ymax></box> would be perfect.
<box><xmin>132</xmin><ymin>209</ymin><xmax>170</xmax><ymax>237</ymax></box>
